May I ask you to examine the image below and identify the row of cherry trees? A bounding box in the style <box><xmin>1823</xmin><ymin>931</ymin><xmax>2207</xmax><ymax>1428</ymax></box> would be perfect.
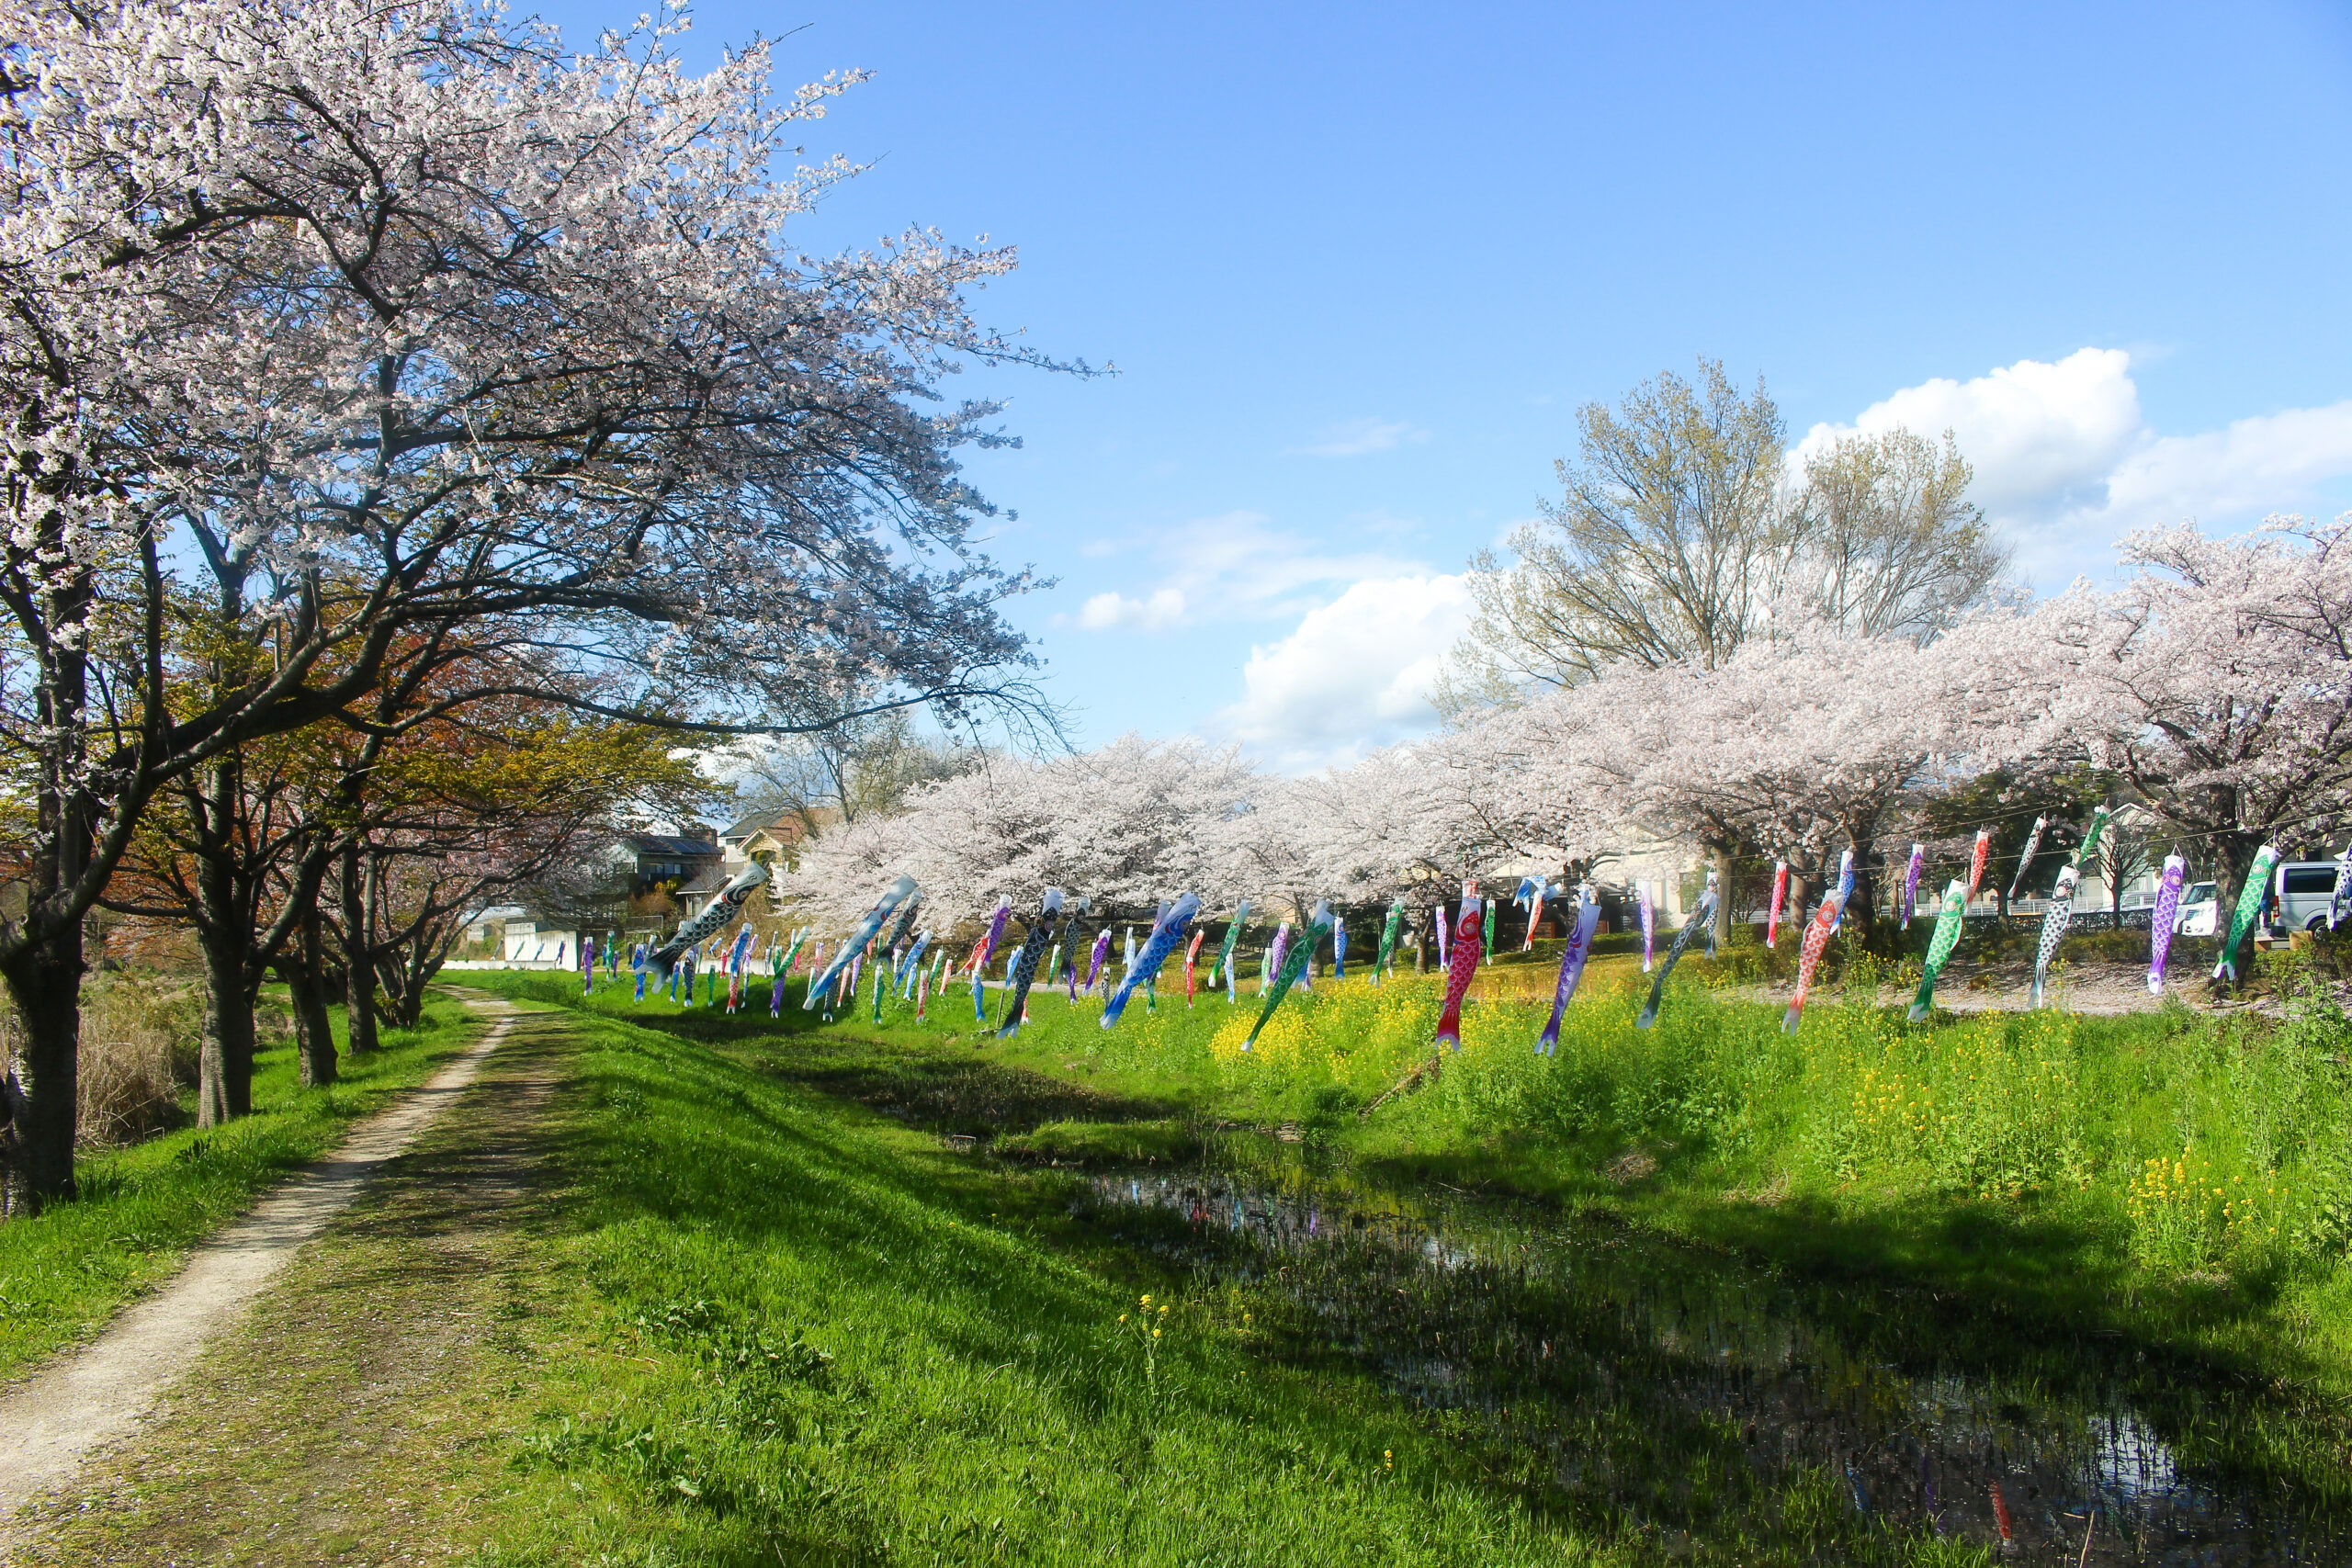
<box><xmin>1</xmin><ymin>0</ymin><xmax>1058</xmax><ymax>1205</ymax></box>
<box><xmin>790</xmin><ymin>516</ymin><xmax>2352</xmax><ymax>953</ymax></box>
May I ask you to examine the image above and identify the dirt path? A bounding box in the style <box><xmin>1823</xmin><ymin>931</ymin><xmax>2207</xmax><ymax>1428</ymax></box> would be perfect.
<box><xmin>0</xmin><ymin>993</ymin><xmax>521</xmax><ymax>1545</ymax></box>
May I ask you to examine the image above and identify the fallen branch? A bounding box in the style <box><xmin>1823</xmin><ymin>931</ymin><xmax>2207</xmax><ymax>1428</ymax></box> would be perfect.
<box><xmin>1359</xmin><ymin>1053</ymin><xmax>1444</xmax><ymax>1118</ymax></box>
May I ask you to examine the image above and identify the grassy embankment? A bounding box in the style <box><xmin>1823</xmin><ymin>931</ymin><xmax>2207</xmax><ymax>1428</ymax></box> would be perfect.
<box><xmin>481</xmin><ymin>942</ymin><xmax>2352</xmax><ymax>1483</ymax></box>
<box><xmin>0</xmin><ymin>993</ymin><xmax>481</xmax><ymax>1381</ymax></box>
<box><xmin>379</xmin><ymin>984</ymin><xmax>1976</xmax><ymax>1565</ymax></box>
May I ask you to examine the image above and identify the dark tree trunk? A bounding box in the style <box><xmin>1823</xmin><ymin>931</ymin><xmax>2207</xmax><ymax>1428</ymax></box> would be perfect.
<box><xmin>1705</xmin><ymin>840</ymin><xmax>1736</xmax><ymax>948</ymax></box>
<box><xmin>195</xmin><ymin>925</ymin><xmax>255</xmax><ymax>1127</ymax></box>
<box><xmin>0</xmin><ymin>929</ymin><xmax>85</xmax><ymax>1212</ymax></box>
<box><xmin>192</xmin><ymin>755</ymin><xmax>259</xmax><ymax>1125</ymax></box>
<box><xmin>287</xmin><ymin>901</ymin><xmax>337</xmax><ymax>1088</ymax></box>
<box><xmin>340</xmin><ymin>847</ymin><xmax>379</xmax><ymax>1055</ymax></box>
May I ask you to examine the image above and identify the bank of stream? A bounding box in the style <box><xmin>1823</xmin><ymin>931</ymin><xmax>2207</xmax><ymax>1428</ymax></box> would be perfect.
<box><xmin>1063</xmin><ymin>1145</ymin><xmax>2345</xmax><ymax>1565</ymax></box>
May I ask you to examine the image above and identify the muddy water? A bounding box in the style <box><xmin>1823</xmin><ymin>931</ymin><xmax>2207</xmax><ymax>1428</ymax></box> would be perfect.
<box><xmin>1079</xmin><ymin>1163</ymin><xmax>2346</xmax><ymax>1565</ymax></box>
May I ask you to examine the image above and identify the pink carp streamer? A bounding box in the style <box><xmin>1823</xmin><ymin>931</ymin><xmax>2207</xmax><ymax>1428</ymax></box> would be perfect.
<box><xmin>1965</xmin><ymin>829</ymin><xmax>1991</xmax><ymax>901</ymax></box>
<box><xmin>1783</xmin><ymin>850</ymin><xmax>1855</xmax><ymax>1035</ymax></box>
<box><xmin>1521</xmin><ymin>878</ymin><xmax>1546</xmax><ymax>951</ymax></box>
<box><xmin>1431</xmin><ymin>900</ymin><xmax>1486</xmax><ymax>1051</ymax></box>
<box><xmin>2146</xmin><ymin>853</ymin><xmax>2187</xmax><ymax>995</ymax></box>
<box><xmin>1535</xmin><ymin>897</ymin><xmax>1602</xmax><ymax>1056</ymax></box>
<box><xmin>1184</xmin><ymin>929</ymin><xmax>1206</xmax><ymax>1005</ymax></box>
<box><xmin>1639</xmin><ymin>883</ymin><xmax>1656</xmax><ymax>973</ymax></box>
<box><xmin>1900</xmin><ymin>845</ymin><xmax>1925</xmax><ymax>930</ymax></box>
<box><xmin>1766</xmin><ymin>862</ymin><xmax>1788</xmax><ymax>949</ymax></box>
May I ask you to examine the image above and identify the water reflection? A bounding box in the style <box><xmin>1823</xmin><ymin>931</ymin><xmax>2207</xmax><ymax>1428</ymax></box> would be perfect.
<box><xmin>1084</xmin><ymin>1167</ymin><xmax>2344</xmax><ymax>1564</ymax></box>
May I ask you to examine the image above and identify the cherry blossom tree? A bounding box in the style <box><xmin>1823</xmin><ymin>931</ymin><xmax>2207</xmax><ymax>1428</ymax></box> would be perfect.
<box><xmin>0</xmin><ymin>0</ymin><xmax>1061</xmax><ymax>1202</ymax></box>
<box><xmin>2004</xmin><ymin>515</ymin><xmax>2352</xmax><ymax>977</ymax></box>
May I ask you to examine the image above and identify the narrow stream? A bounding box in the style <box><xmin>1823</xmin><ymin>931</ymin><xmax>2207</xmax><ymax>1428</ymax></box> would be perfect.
<box><xmin>1076</xmin><ymin>1160</ymin><xmax>2347</xmax><ymax>1565</ymax></box>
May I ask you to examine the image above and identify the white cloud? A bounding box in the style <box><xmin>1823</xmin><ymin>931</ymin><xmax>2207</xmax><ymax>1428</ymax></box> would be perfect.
<box><xmin>1804</xmin><ymin>349</ymin><xmax>2352</xmax><ymax>588</ymax></box>
<box><xmin>1794</xmin><ymin>347</ymin><xmax>2143</xmax><ymax>515</ymax></box>
<box><xmin>1059</xmin><ymin>509</ymin><xmax>1420</xmax><ymax>634</ymax></box>
<box><xmin>1217</xmin><ymin>574</ymin><xmax>1474</xmax><ymax>773</ymax></box>
<box><xmin>1075</xmin><ymin>587</ymin><xmax>1186</xmax><ymax>631</ymax></box>
<box><xmin>1295</xmin><ymin>418</ymin><xmax>1429</xmax><ymax>458</ymax></box>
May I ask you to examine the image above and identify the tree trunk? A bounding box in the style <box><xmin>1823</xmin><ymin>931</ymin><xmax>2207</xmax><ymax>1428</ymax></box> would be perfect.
<box><xmin>195</xmin><ymin>929</ymin><xmax>256</xmax><ymax>1127</ymax></box>
<box><xmin>340</xmin><ymin>847</ymin><xmax>379</xmax><ymax>1055</ymax></box>
<box><xmin>1706</xmin><ymin>840</ymin><xmax>1736</xmax><ymax>948</ymax></box>
<box><xmin>193</xmin><ymin>825</ymin><xmax>257</xmax><ymax>1126</ymax></box>
<box><xmin>288</xmin><ymin>902</ymin><xmax>337</xmax><ymax>1088</ymax></box>
<box><xmin>0</xmin><ymin>928</ymin><xmax>85</xmax><ymax>1211</ymax></box>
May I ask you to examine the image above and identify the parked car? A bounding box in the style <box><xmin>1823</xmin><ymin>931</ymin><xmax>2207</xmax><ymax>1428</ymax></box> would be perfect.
<box><xmin>2275</xmin><ymin>861</ymin><xmax>2346</xmax><ymax>931</ymax></box>
<box><xmin>2175</xmin><ymin>883</ymin><xmax>2218</xmax><ymax>936</ymax></box>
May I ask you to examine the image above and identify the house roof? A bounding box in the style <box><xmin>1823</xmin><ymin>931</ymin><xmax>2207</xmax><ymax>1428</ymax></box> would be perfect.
<box><xmin>618</xmin><ymin>832</ymin><xmax>723</xmax><ymax>859</ymax></box>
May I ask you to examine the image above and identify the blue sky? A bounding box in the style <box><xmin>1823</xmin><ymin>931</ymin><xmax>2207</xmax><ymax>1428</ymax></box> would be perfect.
<box><xmin>545</xmin><ymin>0</ymin><xmax>2352</xmax><ymax>769</ymax></box>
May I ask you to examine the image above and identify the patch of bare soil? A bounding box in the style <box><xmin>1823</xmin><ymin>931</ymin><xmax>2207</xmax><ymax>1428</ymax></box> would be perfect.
<box><xmin>4</xmin><ymin>1008</ymin><xmax>571</xmax><ymax>1567</ymax></box>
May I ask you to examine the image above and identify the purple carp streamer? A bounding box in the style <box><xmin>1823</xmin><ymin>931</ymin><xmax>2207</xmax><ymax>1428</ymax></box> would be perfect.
<box><xmin>996</xmin><ymin>889</ymin><xmax>1065</xmax><ymax>1038</ymax></box>
<box><xmin>1639</xmin><ymin>883</ymin><xmax>1656</xmax><ymax>973</ymax></box>
<box><xmin>1244</xmin><ymin>899</ymin><xmax>1331</xmax><ymax>1049</ymax></box>
<box><xmin>1432</xmin><ymin>904</ymin><xmax>1450</xmax><ymax>967</ymax></box>
<box><xmin>2147</xmin><ymin>854</ymin><xmax>2187</xmax><ymax>995</ymax></box>
<box><xmin>1766</xmin><ymin>862</ymin><xmax>1788</xmax><ymax>949</ymax></box>
<box><xmin>1783</xmin><ymin>850</ymin><xmax>1854</xmax><ymax>1034</ymax></box>
<box><xmin>2007</xmin><ymin>817</ymin><xmax>2049</xmax><ymax>903</ymax></box>
<box><xmin>2031</xmin><ymin>807</ymin><xmax>2108</xmax><ymax>1010</ymax></box>
<box><xmin>1432</xmin><ymin>899</ymin><xmax>1486</xmax><ymax>1052</ymax></box>
<box><xmin>1332</xmin><ymin>917</ymin><xmax>1347</xmax><ymax>979</ymax></box>
<box><xmin>1263</xmin><ymin>922</ymin><xmax>1291</xmax><ymax>995</ymax></box>
<box><xmin>2213</xmin><ymin>843</ymin><xmax>2281</xmax><ymax>983</ymax></box>
<box><xmin>650</xmin><ymin>861</ymin><xmax>772</xmax><ymax>974</ymax></box>
<box><xmin>1906</xmin><ymin>879</ymin><xmax>1970</xmax><ymax>1022</ymax></box>
<box><xmin>1083</xmin><ymin>928</ymin><xmax>1113</xmax><ymax>995</ymax></box>
<box><xmin>1637</xmin><ymin>874</ymin><xmax>1718</xmax><ymax>1030</ymax></box>
<box><xmin>1900</xmin><ymin>845</ymin><xmax>1925</xmax><ymax>930</ymax></box>
<box><xmin>799</xmin><ymin>874</ymin><xmax>916</xmax><ymax>1010</ymax></box>
<box><xmin>1103</xmin><ymin>893</ymin><xmax>1201</xmax><ymax>1028</ymax></box>
<box><xmin>1535</xmin><ymin>897</ymin><xmax>1602</xmax><ymax>1057</ymax></box>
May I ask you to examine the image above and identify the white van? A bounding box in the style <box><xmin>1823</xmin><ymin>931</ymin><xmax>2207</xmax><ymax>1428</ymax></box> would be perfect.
<box><xmin>2276</xmin><ymin>862</ymin><xmax>2346</xmax><ymax>932</ymax></box>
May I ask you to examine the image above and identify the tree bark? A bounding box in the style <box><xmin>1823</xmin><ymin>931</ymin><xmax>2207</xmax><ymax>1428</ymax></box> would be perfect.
<box><xmin>340</xmin><ymin>847</ymin><xmax>379</xmax><ymax>1055</ymax></box>
<box><xmin>195</xmin><ymin>928</ymin><xmax>256</xmax><ymax>1127</ymax></box>
<box><xmin>288</xmin><ymin>901</ymin><xmax>337</xmax><ymax>1088</ymax></box>
<box><xmin>0</xmin><ymin>929</ymin><xmax>85</xmax><ymax>1211</ymax></box>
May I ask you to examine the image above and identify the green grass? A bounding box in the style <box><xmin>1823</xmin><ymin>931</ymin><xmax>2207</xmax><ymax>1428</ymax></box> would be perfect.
<box><xmin>474</xmin><ymin>955</ymin><xmax>2352</xmax><ymax>1444</ymax></box>
<box><xmin>457</xmin><ymin>990</ymin><xmax>1985</xmax><ymax>1565</ymax></box>
<box><xmin>0</xmin><ymin>990</ymin><xmax>481</xmax><ymax>1380</ymax></box>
